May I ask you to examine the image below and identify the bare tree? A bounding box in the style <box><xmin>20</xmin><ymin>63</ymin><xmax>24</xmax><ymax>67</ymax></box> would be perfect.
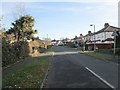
<box><xmin>43</xmin><ymin>37</ymin><xmax>51</xmax><ymax>45</ymax></box>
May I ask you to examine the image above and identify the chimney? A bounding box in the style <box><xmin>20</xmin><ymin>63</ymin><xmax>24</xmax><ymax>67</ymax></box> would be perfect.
<box><xmin>80</xmin><ymin>34</ymin><xmax>83</xmax><ymax>36</ymax></box>
<box><xmin>75</xmin><ymin>36</ymin><xmax>77</xmax><ymax>39</ymax></box>
<box><xmin>88</xmin><ymin>31</ymin><xmax>92</xmax><ymax>35</ymax></box>
<box><xmin>104</xmin><ymin>23</ymin><xmax>109</xmax><ymax>28</ymax></box>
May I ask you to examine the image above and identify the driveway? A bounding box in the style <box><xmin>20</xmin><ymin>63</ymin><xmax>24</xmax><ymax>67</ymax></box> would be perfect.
<box><xmin>44</xmin><ymin>46</ymin><xmax>118</xmax><ymax>89</ymax></box>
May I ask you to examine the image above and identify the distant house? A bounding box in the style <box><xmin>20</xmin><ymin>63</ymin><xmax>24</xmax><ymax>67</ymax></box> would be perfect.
<box><xmin>62</xmin><ymin>38</ymin><xmax>71</xmax><ymax>44</ymax></box>
<box><xmin>28</xmin><ymin>37</ymin><xmax>47</xmax><ymax>54</ymax></box>
<box><xmin>83</xmin><ymin>31</ymin><xmax>92</xmax><ymax>43</ymax></box>
<box><xmin>56</xmin><ymin>40</ymin><xmax>64</xmax><ymax>46</ymax></box>
<box><xmin>73</xmin><ymin>34</ymin><xmax>84</xmax><ymax>48</ymax></box>
<box><xmin>51</xmin><ymin>39</ymin><xmax>57</xmax><ymax>46</ymax></box>
<box><xmin>28</xmin><ymin>37</ymin><xmax>41</xmax><ymax>53</ymax></box>
<box><xmin>85</xmin><ymin>23</ymin><xmax>120</xmax><ymax>50</ymax></box>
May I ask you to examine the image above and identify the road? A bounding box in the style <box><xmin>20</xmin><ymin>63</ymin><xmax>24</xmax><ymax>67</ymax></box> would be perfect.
<box><xmin>43</xmin><ymin>46</ymin><xmax>118</xmax><ymax>89</ymax></box>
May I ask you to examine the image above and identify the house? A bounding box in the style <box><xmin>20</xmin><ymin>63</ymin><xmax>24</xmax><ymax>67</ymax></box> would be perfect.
<box><xmin>56</xmin><ymin>40</ymin><xmax>64</xmax><ymax>46</ymax></box>
<box><xmin>51</xmin><ymin>39</ymin><xmax>57</xmax><ymax>46</ymax></box>
<box><xmin>28</xmin><ymin>37</ymin><xmax>48</xmax><ymax>54</ymax></box>
<box><xmin>74</xmin><ymin>34</ymin><xmax>83</xmax><ymax>43</ymax></box>
<box><xmin>62</xmin><ymin>38</ymin><xmax>71</xmax><ymax>44</ymax></box>
<box><xmin>28</xmin><ymin>37</ymin><xmax>41</xmax><ymax>53</ymax></box>
<box><xmin>73</xmin><ymin>34</ymin><xmax>84</xmax><ymax>48</ymax></box>
<box><xmin>85</xmin><ymin>23</ymin><xmax>120</xmax><ymax>50</ymax></box>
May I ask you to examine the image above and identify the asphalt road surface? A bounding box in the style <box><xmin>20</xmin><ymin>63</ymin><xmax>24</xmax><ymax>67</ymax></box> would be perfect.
<box><xmin>43</xmin><ymin>46</ymin><xmax>118</xmax><ymax>89</ymax></box>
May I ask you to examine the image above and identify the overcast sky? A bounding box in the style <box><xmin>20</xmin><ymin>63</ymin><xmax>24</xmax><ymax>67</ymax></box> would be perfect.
<box><xmin>1</xmin><ymin>0</ymin><xmax>119</xmax><ymax>40</ymax></box>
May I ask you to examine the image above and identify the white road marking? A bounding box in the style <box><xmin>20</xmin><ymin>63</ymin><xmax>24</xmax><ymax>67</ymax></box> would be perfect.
<box><xmin>85</xmin><ymin>67</ymin><xmax>115</xmax><ymax>89</ymax></box>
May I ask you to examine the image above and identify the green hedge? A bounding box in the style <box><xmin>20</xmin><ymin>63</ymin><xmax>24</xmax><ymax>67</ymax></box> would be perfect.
<box><xmin>2</xmin><ymin>38</ymin><xmax>16</xmax><ymax>67</ymax></box>
<box><xmin>2</xmin><ymin>38</ymin><xmax>29</xmax><ymax>67</ymax></box>
<box><xmin>47</xmin><ymin>45</ymin><xmax>52</xmax><ymax>49</ymax></box>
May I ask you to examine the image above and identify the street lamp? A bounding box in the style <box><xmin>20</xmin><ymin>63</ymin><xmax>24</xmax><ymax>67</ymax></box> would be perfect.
<box><xmin>112</xmin><ymin>30</ymin><xmax>118</xmax><ymax>55</ymax></box>
<box><xmin>90</xmin><ymin>24</ymin><xmax>96</xmax><ymax>52</ymax></box>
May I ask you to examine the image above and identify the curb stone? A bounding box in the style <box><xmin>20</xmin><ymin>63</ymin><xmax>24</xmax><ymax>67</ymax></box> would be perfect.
<box><xmin>40</xmin><ymin>55</ymin><xmax>53</xmax><ymax>89</ymax></box>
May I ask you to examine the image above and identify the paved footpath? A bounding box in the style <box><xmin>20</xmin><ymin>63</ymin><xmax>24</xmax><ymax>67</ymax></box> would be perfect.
<box><xmin>43</xmin><ymin>46</ymin><xmax>118</xmax><ymax>89</ymax></box>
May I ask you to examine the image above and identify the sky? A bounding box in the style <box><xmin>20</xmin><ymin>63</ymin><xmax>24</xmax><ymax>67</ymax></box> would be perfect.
<box><xmin>0</xmin><ymin>0</ymin><xmax>119</xmax><ymax>40</ymax></box>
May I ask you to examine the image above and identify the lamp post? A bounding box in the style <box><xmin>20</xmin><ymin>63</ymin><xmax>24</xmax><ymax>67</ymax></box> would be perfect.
<box><xmin>90</xmin><ymin>24</ymin><xmax>96</xmax><ymax>52</ymax></box>
<box><xmin>112</xmin><ymin>30</ymin><xmax>118</xmax><ymax>55</ymax></box>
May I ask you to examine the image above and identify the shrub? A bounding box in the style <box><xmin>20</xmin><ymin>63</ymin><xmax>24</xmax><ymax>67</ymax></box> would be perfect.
<box><xmin>39</xmin><ymin>47</ymin><xmax>46</xmax><ymax>53</ymax></box>
<box><xmin>116</xmin><ymin>48</ymin><xmax>120</xmax><ymax>56</ymax></box>
<box><xmin>14</xmin><ymin>41</ymin><xmax>29</xmax><ymax>59</ymax></box>
<box><xmin>2</xmin><ymin>38</ymin><xmax>16</xmax><ymax>67</ymax></box>
<box><xmin>47</xmin><ymin>45</ymin><xmax>52</xmax><ymax>49</ymax></box>
<box><xmin>2</xmin><ymin>38</ymin><xmax>30</xmax><ymax>67</ymax></box>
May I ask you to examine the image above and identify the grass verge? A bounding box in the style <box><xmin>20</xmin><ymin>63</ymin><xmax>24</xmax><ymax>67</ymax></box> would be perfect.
<box><xmin>46</xmin><ymin>47</ymin><xmax>54</xmax><ymax>53</ymax></box>
<box><xmin>2</xmin><ymin>56</ymin><xmax>50</xmax><ymax>88</ymax></box>
<box><xmin>79</xmin><ymin>51</ymin><xmax>118</xmax><ymax>63</ymax></box>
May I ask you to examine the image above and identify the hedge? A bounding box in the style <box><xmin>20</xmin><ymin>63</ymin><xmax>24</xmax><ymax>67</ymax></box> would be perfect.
<box><xmin>2</xmin><ymin>38</ymin><xmax>29</xmax><ymax>67</ymax></box>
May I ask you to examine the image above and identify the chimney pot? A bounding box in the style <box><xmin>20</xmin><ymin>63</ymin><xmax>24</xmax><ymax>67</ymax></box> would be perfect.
<box><xmin>104</xmin><ymin>23</ymin><xmax>109</xmax><ymax>28</ymax></box>
<box><xmin>88</xmin><ymin>31</ymin><xmax>92</xmax><ymax>34</ymax></box>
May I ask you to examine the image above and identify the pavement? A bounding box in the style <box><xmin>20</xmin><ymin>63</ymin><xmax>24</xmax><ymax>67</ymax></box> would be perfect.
<box><xmin>43</xmin><ymin>46</ymin><xmax>118</xmax><ymax>89</ymax></box>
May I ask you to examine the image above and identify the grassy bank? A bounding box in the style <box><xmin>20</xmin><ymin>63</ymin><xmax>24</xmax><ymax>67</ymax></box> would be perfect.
<box><xmin>47</xmin><ymin>47</ymin><xmax>54</xmax><ymax>53</ymax></box>
<box><xmin>80</xmin><ymin>51</ymin><xmax>119</xmax><ymax>63</ymax></box>
<box><xmin>46</xmin><ymin>47</ymin><xmax>55</xmax><ymax>55</ymax></box>
<box><xmin>2</xmin><ymin>56</ymin><xmax>50</xmax><ymax>88</ymax></box>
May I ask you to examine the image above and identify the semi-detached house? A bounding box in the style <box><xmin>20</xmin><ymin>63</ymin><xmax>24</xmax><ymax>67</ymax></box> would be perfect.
<box><xmin>84</xmin><ymin>23</ymin><xmax>120</xmax><ymax>50</ymax></box>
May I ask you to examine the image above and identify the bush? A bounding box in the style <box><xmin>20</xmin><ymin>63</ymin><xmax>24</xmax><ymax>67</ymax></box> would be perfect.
<box><xmin>47</xmin><ymin>45</ymin><xmax>52</xmax><ymax>49</ymax></box>
<box><xmin>116</xmin><ymin>48</ymin><xmax>120</xmax><ymax>56</ymax></box>
<box><xmin>2</xmin><ymin>38</ymin><xmax>16</xmax><ymax>67</ymax></box>
<box><xmin>2</xmin><ymin>38</ymin><xmax>30</xmax><ymax>67</ymax></box>
<box><xmin>14</xmin><ymin>41</ymin><xmax>29</xmax><ymax>59</ymax></box>
<box><xmin>39</xmin><ymin>47</ymin><xmax>46</xmax><ymax>53</ymax></box>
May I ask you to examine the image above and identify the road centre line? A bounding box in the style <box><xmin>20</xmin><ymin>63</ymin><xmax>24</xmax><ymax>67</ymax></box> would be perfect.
<box><xmin>85</xmin><ymin>67</ymin><xmax>116</xmax><ymax>89</ymax></box>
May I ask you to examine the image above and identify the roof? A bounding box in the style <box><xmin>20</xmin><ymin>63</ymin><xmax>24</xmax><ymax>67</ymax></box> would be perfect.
<box><xmin>93</xmin><ymin>27</ymin><xmax>106</xmax><ymax>35</ymax></box>
<box><xmin>84</xmin><ymin>33</ymin><xmax>93</xmax><ymax>37</ymax></box>
<box><xmin>77</xmin><ymin>24</ymin><xmax>120</xmax><ymax>38</ymax></box>
<box><xmin>104</xmin><ymin>26</ymin><xmax>120</xmax><ymax>32</ymax></box>
<box><xmin>51</xmin><ymin>39</ymin><xmax>57</xmax><ymax>42</ymax></box>
<box><xmin>92</xmin><ymin>25</ymin><xmax>120</xmax><ymax>35</ymax></box>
